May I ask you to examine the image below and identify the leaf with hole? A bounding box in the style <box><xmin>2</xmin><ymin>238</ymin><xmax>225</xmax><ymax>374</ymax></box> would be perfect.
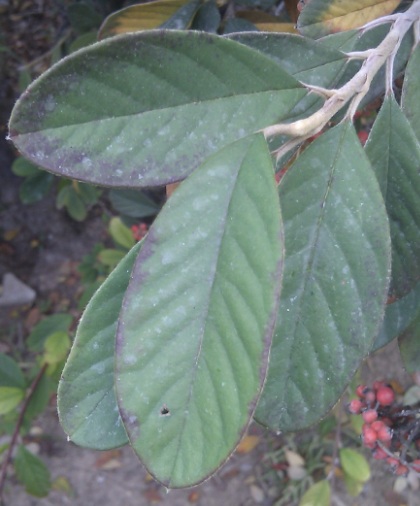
<box><xmin>57</xmin><ymin>241</ymin><xmax>142</xmax><ymax>450</ymax></box>
<box><xmin>116</xmin><ymin>134</ymin><xmax>284</xmax><ymax>487</ymax></box>
<box><xmin>9</xmin><ymin>30</ymin><xmax>305</xmax><ymax>188</ymax></box>
<box><xmin>365</xmin><ymin>96</ymin><xmax>420</xmax><ymax>298</ymax></box>
<box><xmin>256</xmin><ymin>122</ymin><xmax>391</xmax><ymax>432</ymax></box>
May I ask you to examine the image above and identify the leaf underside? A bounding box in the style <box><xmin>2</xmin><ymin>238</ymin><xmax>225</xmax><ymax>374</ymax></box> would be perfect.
<box><xmin>9</xmin><ymin>30</ymin><xmax>305</xmax><ymax>188</ymax></box>
<box><xmin>57</xmin><ymin>241</ymin><xmax>142</xmax><ymax>450</ymax></box>
<box><xmin>256</xmin><ymin>122</ymin><xmax>391</xmax><ymax>432</ymax></box>
<box><xmin>115</xmin><ymin>134</ymin><xmax>284</xmax><ymax>487</ymax></box>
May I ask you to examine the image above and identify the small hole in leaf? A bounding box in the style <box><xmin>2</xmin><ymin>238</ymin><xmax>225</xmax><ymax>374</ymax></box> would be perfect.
<box><xmin>160</xmin><ymin>405</ymin><xmax>170</xmax><ymax>416</ymax></box>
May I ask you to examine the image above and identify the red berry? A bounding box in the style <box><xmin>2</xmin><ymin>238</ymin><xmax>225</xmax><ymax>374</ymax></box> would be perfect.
<box><xmin>362</xmin><ymin>409</ymin><xmax>378</xmax><ymax>424</ymax></box>
<box><xmin>373</xmin><ymin>380</ymin><xmax>385</xmax><ymax>391</ymax></box>
<box><xmin>372</xmin><ymin>447</ymin><xmax>388</xmax><ymax>460</ymax></box>
<box><xmin>364</xmin><ymin>389</ymin><xmax>376</xmax><ymax>405</ymax></box>
<box><xmin>362</xmin><ymin>424</ymin><xmax>378</xmax><ymax>446</ymax></box>
<box><xmin>356</xmin><ymin>385</ymin><xmax>367</xmax><ymax>398</ymax></box>
<box><xmin>376</xmin><ymin>386</ymin><xmax>395</xmax><ymax>406</ymax></box>
<box><xmin>348</xmin><ymin>399</ymin><xmax>364</xmax><ymax>414</ymax></box>
<box><xmin>371</xmin><ymin>420</ymin><xmax>386</xmax><ymax>433</ymax></box>
<box><xmin>411</xmin><ymin>460</ymin><xmax>420</xmax><ymax>472</ymax></box>
<box><xmin>377</xmin><ymin>425</ymin><xmax>393</xmax><ymax>442</ymax></box>
<box><xmin>386</xmin><ymin>457</ymin><xmax>400</xmax><ymax>469</ymax></box>
<box><xmin>357</xmin><ymin>130</ymin><xmax>369</xmax><ymax>145</ymax></box>
<box><xmin>394</xmin><ymin>464</ymin><xmax>409</xmax><ymax>476</ymax></box>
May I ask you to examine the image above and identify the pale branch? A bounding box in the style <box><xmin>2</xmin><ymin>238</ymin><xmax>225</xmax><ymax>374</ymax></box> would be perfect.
<box><xmin>263</xmin><ymin>0</ymin><xmax>420</xmax><ymax>145</ymax></box>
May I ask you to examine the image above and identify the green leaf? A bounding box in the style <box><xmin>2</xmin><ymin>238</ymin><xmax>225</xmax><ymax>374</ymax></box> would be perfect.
<box><xmin>0</xmin><ymin>386</ymin><xmax>24</xmax><ymax>415</ymax></box>
<box><xmin>109</xmin><ymin>217</ymin><xmax>135</xmax><ymax>249</ymax></box>
<box><xmin>116</xmin><ymin>134</ymin><xmax>284</xmax><ymax>487</ymax></box>
<box><xmin>67</xmin><ymin>1</ymin><xmax>102</xmax><ymax>34</ymax></box>
<box><xmin>0</xmin><ymin>353</ymin><xmax>25</xmax><ymax>388</ymax></box>
<box><xmin>19</xmin><ymin>171</ymin><xmax>54</xmax><ymax>204</ymax></box>
<box><xmin>12</xmin><ymin>157</ymin><xmax>41</xmax><ymax>177</ymax></box>
<box><xmin>297</xmin><ymin>0</ymin><xmax>401</xmax><ymax>39</ymax></box>
<box><xmin>365</xmin><ymin>96</ymin><xmax>420</xmax><ymax>298</ymax></box>
<box><xmin>343</xmin><ymin>473</ymin><xmax>364</xmax><ymax>497</ymax></box>
<box><xmin>191</xmin><ymin>0</ymin><xmax>221</xmax><ymax>32</ymax></box>
<box><xmin>160</xmin><ymin>0</ymin><xmax>203</xmax><ymax>29</ymax></box>
<box><xmin>77</xmin><ymin>181</ymin><xmax>100</xmax><ymax>205</ymax></box>
<box><xmin>64</xmin><ymin>187</ymin><xmax>88</xmax><ymax>221</ymax></box>
<box><xmin>256</xmin><ymin>123</ymin><xmax>391</xmax><ymax>432</ymax></box>
<box><xmin>402</xmin><ymin>44</ymin><xmax>420</xmax><ymax>144</ymax></box>
<box><xmin>43</xmin><ymin>331</ymin><xmax>71</xmax><ymax>365</ymax></box>
<box><xmin>24</xmin><ymin>374</ymin><xmax>55</xmax><ymax>421</ymax></box>
<box><xmin>223</xmin><ymin>18</ymin><xmax>259</xmax><ymax>33</ymax></box>
<box><xmin>299</xmin><ymin>480</ymin><xmax>331</xmax><ymax>506</ymax></box>
<box><xmin>9</xmin><ymin>30</ymin><xmax>305</xmax><ymax>188</ymax></box>
<box><xmin>109</xmin><ymin>189</ymin><xmax>160</xmax><ymax>218</ymax></box>
<box><xmin>227</xmin><ymin>32</ymin><xmax>346</xmax><ymax>119</ymax></box>
<box><xmin>14</xmin><ymin>445</ymin><xmax>51</xmax><ymax>497</ymax></box>
<box><xmin>98</xmin><ymin>248</ymin><xmax>127</xmax><ymax>268</ymax></box>
<box><xmin>373</xmin><ymin>281</ymin><xmax>420</xmax><ymax>351</ymax></box>
<box><xmin>57</xmin><ymin>241</ymin><xmax>142</xmax><ymax>450</ymax></box>
<box><xmin>27</xmin><ymin>314</ymin><xmax>73</xmax><ymax>352</ymax></box>
<box><xmin>398</xmin><ymin>308</ymin><xmax>420</xmax><ymax>374</ymax></box>
<box><xmin>340</xmin><ymin>448</ymin><xmax>371</xmax><ymax>482</ymax></box>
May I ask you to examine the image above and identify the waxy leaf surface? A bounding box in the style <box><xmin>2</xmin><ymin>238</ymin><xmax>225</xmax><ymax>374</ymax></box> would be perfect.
<box><xmin>57</xmin><ymin>241</ymin><xmax>142</xmax><ymax>449</ymax></box>
<box><xmin>228</xmin><ymin>32</ymin><xmax>346</xmax><ymax>118</ymax></box>
<box><xmin>297</xmin><ymin>0</ymin><xmax>401</xmax><ymax>39</ymax></box>
<box><xmin>9</xmin><ymin>30</ymin><xmax>305</xmax><ymax>188</ymax></box>
<box><xmin>116</xmin><ymin>134</ymin><xmax>283</xmax><ymax>487</ymax></box>
<box><xmin>402</xmin><ymin>44</ymin><xmax>420</xmax><ymax>144</ymax></box>
<box><xmin>256</xmin><ymin>123</ymin><xmax>391</xmax><ymax>431</ymax></box>
<box><xmin>365</xmin><ymin>96</ymin><xmax>420</xmax><ymax>298</ymax></box>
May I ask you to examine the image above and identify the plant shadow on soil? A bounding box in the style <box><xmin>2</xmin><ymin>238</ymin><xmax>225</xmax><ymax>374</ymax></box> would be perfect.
<box><xmin>1</xmin><ymin>97</ymin><xmax>419</xmax><ymax>506</ymax></box>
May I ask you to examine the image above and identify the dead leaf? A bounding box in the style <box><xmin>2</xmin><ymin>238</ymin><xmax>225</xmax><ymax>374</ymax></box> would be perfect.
<box><xmin>250</xmin><ymin>484</ymin><xmax>265</xmax><ymax>503</ymax></box>
<box><xmin>188</xmin><ymin>491</ymin><xmax>200</xmax><ymax>502</ymax></box>
<box><xmin>285</xmin><ymin>449</ymin><xmax>305</xmax><ymax>467</ymax></box>
<box><xmin>236</xmin><ymin>435</ymin><xmax>260</xmax><ymax>454</ymax></box>
<box><xmin>3</xmin><ymin>228</ymin><xmax>20</xmax><ymax>241</ymax></box>
<box><xmin>143</xmin><ymin>489</ymin><xmax>163</xmax><ymax>503</ymax></box>
<box><xmin>95</xmin><ymin>449</ymin><xmax>122</xmax><ymax>469</ymax></box>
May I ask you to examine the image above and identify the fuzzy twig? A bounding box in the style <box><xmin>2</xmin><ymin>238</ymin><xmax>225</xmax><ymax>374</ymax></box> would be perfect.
<box><xmin>263</xmin><ymin>1</ymin><xmax>420</xmax><ymax>149</ymax></box>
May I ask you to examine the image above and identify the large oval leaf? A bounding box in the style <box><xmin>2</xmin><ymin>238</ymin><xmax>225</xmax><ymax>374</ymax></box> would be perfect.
<box><xmin>9</xmin><ymin>30</ymin><xmax>305</xmax><ymax>188</ymax></box>
<box><xmin>115</xmin><ymin>134</ymin><xmax>284</xmax><ymax>487</ymax></box>
<box><xmin>365</xmin><ymin>96</ymin><xmax>420</xmax><ymax>298</ymax></box>
<box><xmin>227</xmin><ymin>32</ymin><xmax>347</xmax><ymax>119</ymax></box>
<box><xmin>57</xmin><ymin>241</ymin><xmax>142</xmax><ymax>450</ymax></box>
<box><xmin>402</xmin><ymin>44</ymin><xmax>420</xmax><ymax>144</ymax></box>
<box><xmin>256</xmin><ymin>122</ymin><xmax>391</xmax><ymax>432</ymax></box>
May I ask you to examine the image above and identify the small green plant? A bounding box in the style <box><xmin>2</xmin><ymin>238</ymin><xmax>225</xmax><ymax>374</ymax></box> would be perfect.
<box><xmin>7</xmin><ymin>0</ymin><xmax>420</xmax><ymax>495</ymax></box>
<box><xmin>0</xmin><ymin>314</ymin><xmax>72</xmax><ymax>498</ymax></box>
<box><xmin>11</xmin><ymin>156</ymin><xmax>101</xmax><ymax>221</ymax></box>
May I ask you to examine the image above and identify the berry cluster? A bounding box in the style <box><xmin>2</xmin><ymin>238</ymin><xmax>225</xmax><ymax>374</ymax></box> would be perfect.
<box><xmin>131</xmin><ymin>222</ymin><xmax>148</xmax><ymax>242</ymax></box>
<box><xmin>348</xmin><ymin>382</ymin><xmax>420</xmax><ymax>476</ymax></box>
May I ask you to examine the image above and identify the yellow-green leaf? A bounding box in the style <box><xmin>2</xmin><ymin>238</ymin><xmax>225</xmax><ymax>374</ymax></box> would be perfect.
<box><xmin>340</xmin><ymin>448</ymin><xmax>371</xmax><ymax>483</ymax></box>
<box><xmin>298</xmin><ymin>0</ymin><xmax>401</xmax><ymax>38</ymax></box>
<box><xmin>0</xmin><ymin>386</ymin><xmax>24</xmax><ymax>415</ymax></box>
<box><xmin>299</xmin><ymin>480</ymin><xmax>331</xmax><ymax>506</ymax></box>
<box><xmin>43</xmin><ymin>331</ymin><xmax>71</xmax><ymax>365</ymax></box>
<box><xmin>236</xmin><ymin>12</ymin><xmax>297</xmax><ymax>33</ymax></box>
<box><xmin>99</xmin><ymin>0</ymin><xmax>197</xmax><ymax>39</ymax></box>
<box><xmin>109</xmin><ymin>217</ymin><xmax>135</xmax><ymax>250</ymax></box>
